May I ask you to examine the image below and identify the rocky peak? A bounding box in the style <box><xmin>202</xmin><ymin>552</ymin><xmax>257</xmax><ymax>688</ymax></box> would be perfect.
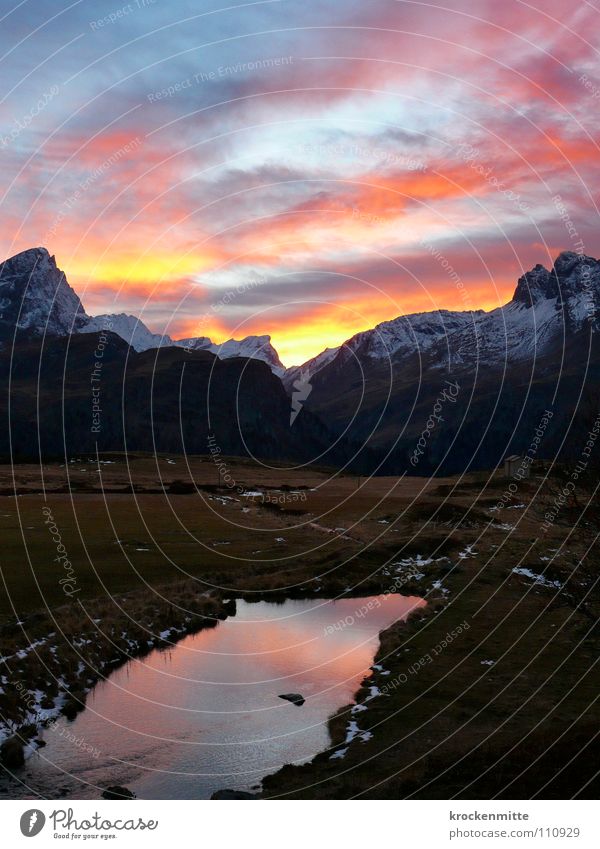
<box><xmin>512</xmin><ymin>263</ymin><xmax>558</xmax><ymax>306</ymax></box>
<box><xmin>0</xmin><ymin>246</ymin><xmax>88</xmax><ymax>338</ymax></box>
<box><xmin>513</xmin><ymin>252</ymin><xmax>600</xmax><ymax>308</ymax></box>
<box><xmin>173</xmin><ymin>333</ymin><xmax>285</xmax><ymax>374</ymax></box>
<box><xmin>553</xmin><ymin>250</ymin><xmax>588</xmax><ymax>277</ymax></box>
<box><xmin>553</xmin><ymin>250</ymin><xmax>600</xmax><ymax>297</ymax></box>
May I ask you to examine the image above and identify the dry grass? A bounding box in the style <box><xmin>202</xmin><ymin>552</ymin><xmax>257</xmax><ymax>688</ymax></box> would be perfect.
<box><xmin>1</xmin><ymin>456</ymin><xmax>598</xmax><ymax>797</ymax></box>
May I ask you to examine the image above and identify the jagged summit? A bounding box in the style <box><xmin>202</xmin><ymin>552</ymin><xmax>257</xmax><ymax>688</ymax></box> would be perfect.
<box><xmin>513</xmin><ymin>263</ymin><xmax>558</xmax><ymax>306</ymax></box>
<box><xmin>0</xmin><ymin>246</ymin><xmax>88</xmax><ymax>340</ymax></box>
<box><xmin>4</xmin><ymin>246</ymin><xmax>50</xmax><ymax>264</ymax></box>
<box><xmin>170</xmin><ymin>334</ymin><xmax>284</xmax><ymax>375</ymax></box>
<box><xmin>513</xmin><ymin>251</ymin><xmax>600</xmax><ymax>307</ymax></box>
<box><xmin>174</xmin><ymin>335</ymin><xmax>213</xmax><ymax>351</ymax></box>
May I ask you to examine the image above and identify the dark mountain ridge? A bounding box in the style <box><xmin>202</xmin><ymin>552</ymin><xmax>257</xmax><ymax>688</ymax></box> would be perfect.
<box><xmin>1</xmin><ymin>245</ymin><xmax>598</xmax><ymax>473</ymax></box>
<box><xmin>0</xmin><ymin>331</ymin><xmax>372</xmax><ymax>470</ymax></box>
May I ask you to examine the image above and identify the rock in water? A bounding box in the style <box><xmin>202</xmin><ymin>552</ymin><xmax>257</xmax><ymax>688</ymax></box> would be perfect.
<box><xmin>278</xmin><ymin>693</ymin><xmax>305</xmax><ymax>706</ymax></box>
<box><xmin>102</xmin><ymin>785</ymin><xmax>136</xmax><ymax>800</ymax></box>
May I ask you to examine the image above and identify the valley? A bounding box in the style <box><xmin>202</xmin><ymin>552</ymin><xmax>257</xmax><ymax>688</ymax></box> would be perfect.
<box><xmin>2</xmin><ymin>0</ymin><xmax>599</xmax><ymax>819</ymax></box>
<box><xmin>1</xmin><ymin>455</ymin><xmax>598</xmax><ymax>798</ymax></box>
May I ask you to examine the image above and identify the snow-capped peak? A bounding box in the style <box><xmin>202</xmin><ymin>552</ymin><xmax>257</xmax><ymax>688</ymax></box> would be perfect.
<box><xmin>207</xmin><ymin>335</ymin><xmax>285</xmax><ymax>376</ymax></box>
<box><xmin>287</xmin><ymin>251</ymin><xmax>600</xmax><ymax>376</ymax></box>
<box><xmin>0</xmin><ymin>247</ymin><xmax>88</xmax><ymax>340</ymax></box>
<box><xmin>173</xmin><ymin>333</ymin><xmax>285</xmax><ymax>374</ymax></box>
<box><xmin>172</xmin><ymin>336</ymin><xmax>213</xmax><ymax>352</ymax></box>
<box><xmin>0</xmin><ymin>248</ymin><xmax>287</xmax><ymax>373</ymax></box>
<box><xmin>81</xmin><ymin>313</ymin><xmax>174</xmax><ymax>352</ymax></box>
<box><xmin>80</xmin><ymin>318</ymin><xmax>285</xmax><ymax>373</ymax></box>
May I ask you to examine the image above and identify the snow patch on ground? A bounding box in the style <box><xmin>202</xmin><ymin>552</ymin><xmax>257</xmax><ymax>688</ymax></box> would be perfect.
<box><xmin>512</xmin><ymin>567</ymin><xmax>562</xmax><ymax>589</ymax></box>
<box><xmin>366</xmin><ymin>685</ymin><xmax>384</xmax><ymax>701</ymax></box>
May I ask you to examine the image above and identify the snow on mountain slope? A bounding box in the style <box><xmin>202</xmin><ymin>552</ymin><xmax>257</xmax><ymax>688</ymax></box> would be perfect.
<box><xmin>172</xmin><ymin>336</ymin><xmax>213</xmax><ymax>352</ymax></box>
<box><xmin>283</xmin><ymin>346</ymin><xmax>340</xmax><ymax>390</ymax></box>
<box><xmin>0</xmin><ymin>247</ymin><xmax>88</xmax><ymax>340</ymax></box>
<box><xmin>212</xmin><ymin>335</ymin><xmax>285</xmax><ymax>375</ymax></box>
<box><xmin>0</xmin><ymin>247</ymin><xmax>286</xmax><ymax>373</ymax></box>
<box><xmin>447</xmin><ymin>251</ymin><xmax>599</xmax><ymax>366</ymax></box>
<box><xmin>81</xmin><ymin>317</ymin><xmax>284</xmax><ymax>375</ymax></box>
<box><xmin>4</xmin><ymin>247</ymin><xmax>598</xmax><ymax>381</ymax></box>
<box><xmin>81</xmin><ymin>320</ymin><xmax>285</xmax><ymax>374</ymax></box>
<box><xmin>447</xmin><ymin>297</ymin><xmax>562</xmax><ymax>366</ymax></box>
<box><xmin>175</xmin><ymin>333</ymin><xmax>285</xmax><ymax>375</ymax></box>
<box><xmin>342</xmin><ymin>308</ymin><xmax>484</xmax><ymax>362</ymax></box>
<box><xmin>289</xmin><ymin>251</ymin><xmax>600</xmax><ymax>377</ymax></box>
<box><xmin>81</xmin><ymin>314</ymin><xmax>174</xmax><ymax>352</ymax></box>
<box><xmin>81</xmin><ymin>318</ymin><xmax>284</xmax><ymax>372</ymax></box>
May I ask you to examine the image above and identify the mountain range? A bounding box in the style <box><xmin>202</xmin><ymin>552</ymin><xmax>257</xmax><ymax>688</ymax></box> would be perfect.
<box><xmin>0</xmin><ymin>246</ymin><xmax>598</xmax><ymax>473</ymax></box>
<box><xmin>0</xmin><ymin>248</ymin><xmax>285</xmax><ymax>374</ymax></box>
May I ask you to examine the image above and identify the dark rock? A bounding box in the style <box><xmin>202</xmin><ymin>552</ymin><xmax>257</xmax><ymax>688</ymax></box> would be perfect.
<box><xmin>0</xmin><ymin>736</ymin><xmax>25</xmax><ymax>768</ymax></box>
<box><xmin>0</xmin><ymin>324</ymin><xmax>362</xmax><ymax>471</ymax></box>
<box><xmin>278</xmin><ymin>693</ymin><xmax>305</xmax><ymax>706</ymax></box>
<box><xmin>102</xmin><ymin>785</ymin><xmax>136</xmax><ymax>800</ymax></box>
<box><xmin>61</xmin><ymin>698</ymin><xmax>84</xmax><ymax>721</ymax></box>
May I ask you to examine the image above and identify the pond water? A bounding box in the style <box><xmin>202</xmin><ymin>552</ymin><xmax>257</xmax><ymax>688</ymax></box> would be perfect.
<box><xmin>2</xmin><ymin>594</ymin><xmax>424</xmax><ymax>800</ymax></box>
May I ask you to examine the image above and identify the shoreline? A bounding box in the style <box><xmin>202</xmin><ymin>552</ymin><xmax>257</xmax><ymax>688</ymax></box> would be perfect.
<box><xmin>0</xmin><ymin>584</ymin><xmax>235</xmax><ymax>767</ymax></box>
<box><xmin>258</xmin><ymin>588</ymin><xmax>440</xmax><ymax>798</ymax></box>
<box><xmin>0</xmin><ymin>576</ymin><xmax>436</xmax><ymax>786</ymax></box>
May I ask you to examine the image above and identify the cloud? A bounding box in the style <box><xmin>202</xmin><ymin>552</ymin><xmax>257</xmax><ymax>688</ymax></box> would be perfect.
<box><xmin>2</xmin><ymin>0</ymin><xmax>599</xmax><ymax>366</ymax></box>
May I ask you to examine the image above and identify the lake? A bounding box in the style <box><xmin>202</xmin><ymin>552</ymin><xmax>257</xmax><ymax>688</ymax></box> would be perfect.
<box><xmin>2</xmin><ymin>594</ymin><xmax>424</xmax><ymax>799</ymax></box>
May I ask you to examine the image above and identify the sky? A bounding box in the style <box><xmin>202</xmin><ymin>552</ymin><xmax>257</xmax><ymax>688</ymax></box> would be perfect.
<box><xmin>1</xmin><ymin>0</ymin><xmax>599</xmax><ymax>366</ymax></box>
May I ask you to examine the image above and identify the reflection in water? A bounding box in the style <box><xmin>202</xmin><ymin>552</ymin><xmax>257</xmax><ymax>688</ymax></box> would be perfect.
<box><xmin>2</xmin><ymin>594</ymin><xmax>424</xmax><ymax>799</ymax></box>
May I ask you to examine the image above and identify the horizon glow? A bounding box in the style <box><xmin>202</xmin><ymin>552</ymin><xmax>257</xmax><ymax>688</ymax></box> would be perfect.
<box><xmin>1</xmin><ymin>1</ymin><xmax>599</xmax><ymax>365</ymax></box>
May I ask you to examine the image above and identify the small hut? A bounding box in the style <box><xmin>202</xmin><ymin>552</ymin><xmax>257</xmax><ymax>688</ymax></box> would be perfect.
<box><xmin>503</xmin><ymin>454</ymin><xmax>529</xmax><ymax>478</ymax></box>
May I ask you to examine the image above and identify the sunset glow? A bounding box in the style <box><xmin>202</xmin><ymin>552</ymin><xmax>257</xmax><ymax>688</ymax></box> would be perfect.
<box><xmin>2</xmin><ymin>0</ymin><xmax>598</xmax><ymax>365</ymax></box>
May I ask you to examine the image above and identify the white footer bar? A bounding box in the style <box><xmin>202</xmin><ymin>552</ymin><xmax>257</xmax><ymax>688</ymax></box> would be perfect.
<box><xmin>0</xmin><ymin>799</ymin><xmax>596</xmax><ymax>847</ymax></box>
